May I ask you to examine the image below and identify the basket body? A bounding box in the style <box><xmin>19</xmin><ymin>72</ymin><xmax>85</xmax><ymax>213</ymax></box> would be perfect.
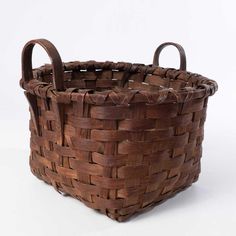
<box><xmin>20</xmin><ymin>39</ymin><xmax>217</xmax><ymax>221</ymax></box>
<box><xmin>29</xmin><ymin>91</ymin><xmax>207</xmax><ymax>221</ymax></box>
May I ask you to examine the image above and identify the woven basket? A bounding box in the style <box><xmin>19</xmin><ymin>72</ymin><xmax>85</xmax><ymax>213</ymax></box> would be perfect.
<box><xmin>20</xmin><ymin>39</ymin><xmax>217</xmax><ymax>221</ymax></box>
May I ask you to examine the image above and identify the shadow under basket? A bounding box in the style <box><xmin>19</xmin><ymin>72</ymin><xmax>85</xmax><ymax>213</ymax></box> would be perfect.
<box><xmin>20</xmin><ymin>39</ymin><xmax>217</xmax><ymax>222</ymax></box>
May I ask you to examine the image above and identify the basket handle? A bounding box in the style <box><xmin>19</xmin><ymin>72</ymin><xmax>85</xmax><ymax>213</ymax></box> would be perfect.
<box><xmin>21</xmin><ymin>39</ymin><xmax>64</xmax><ymax>90</ymax></box>
<box><xmin>153</xmin><ymin>42</ymin><xmax>187</xmax><ymax>71</ymax></box>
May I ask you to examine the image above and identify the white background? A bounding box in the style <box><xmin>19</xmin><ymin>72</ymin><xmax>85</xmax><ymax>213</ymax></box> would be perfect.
<box><xmin>0</xmin><ymin>0</ymin><xmax>236</xmax><ymax>235</ymax></box>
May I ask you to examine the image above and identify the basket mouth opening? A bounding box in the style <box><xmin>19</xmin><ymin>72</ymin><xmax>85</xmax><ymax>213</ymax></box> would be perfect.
<box><xmin>20</xmin><ymin>61</ymin><xmax>217</xmax><ymax>105</ymax></box>
<box><xmin>34</xmin><ymin>61</ymin><xmax>209</xmax><ymax>93</ymax></box>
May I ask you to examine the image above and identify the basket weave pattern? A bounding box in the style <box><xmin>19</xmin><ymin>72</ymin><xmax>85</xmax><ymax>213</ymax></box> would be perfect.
<box><xmin>20</xmin><ymin>39</ymin><xmax>217</xmax><ymax>221</ymax></box>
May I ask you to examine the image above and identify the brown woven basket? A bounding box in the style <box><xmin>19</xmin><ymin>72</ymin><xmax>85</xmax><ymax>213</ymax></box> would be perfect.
<box><xmin>20</xmin><ymin>39</ymin><xmax>217</xmax><ymax>222</ymax></box>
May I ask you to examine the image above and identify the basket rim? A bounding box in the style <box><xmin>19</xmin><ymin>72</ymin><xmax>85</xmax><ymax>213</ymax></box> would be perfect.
<box><xmin>20</xmin><ymin>60</ymin><xmax>218</xmax><ymax>105</ymax></box>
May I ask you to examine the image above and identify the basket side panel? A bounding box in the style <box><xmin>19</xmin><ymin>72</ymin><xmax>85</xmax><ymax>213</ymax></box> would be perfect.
<box><xmin>28</xmin><ymin>95</ymin><xmax>208</xmax><ymax>221</ymax></box>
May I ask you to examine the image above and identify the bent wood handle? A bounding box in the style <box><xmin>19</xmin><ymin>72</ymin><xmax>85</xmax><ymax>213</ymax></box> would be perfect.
<box><xmin>21</xmin><ymin>38</ymin><xmax>64</xmax><ymax>90</ymax></box>
<box><xmin>153</xmin><ymin>42</ymin><xmax>187</xmax><ymax>71</ymax></box>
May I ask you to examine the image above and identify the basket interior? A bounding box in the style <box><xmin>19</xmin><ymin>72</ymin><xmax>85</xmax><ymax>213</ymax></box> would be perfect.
<box><xmin>36</xmin><ymin>62</ymin><xmax>200</xmax><ymax>93</ymax></box>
